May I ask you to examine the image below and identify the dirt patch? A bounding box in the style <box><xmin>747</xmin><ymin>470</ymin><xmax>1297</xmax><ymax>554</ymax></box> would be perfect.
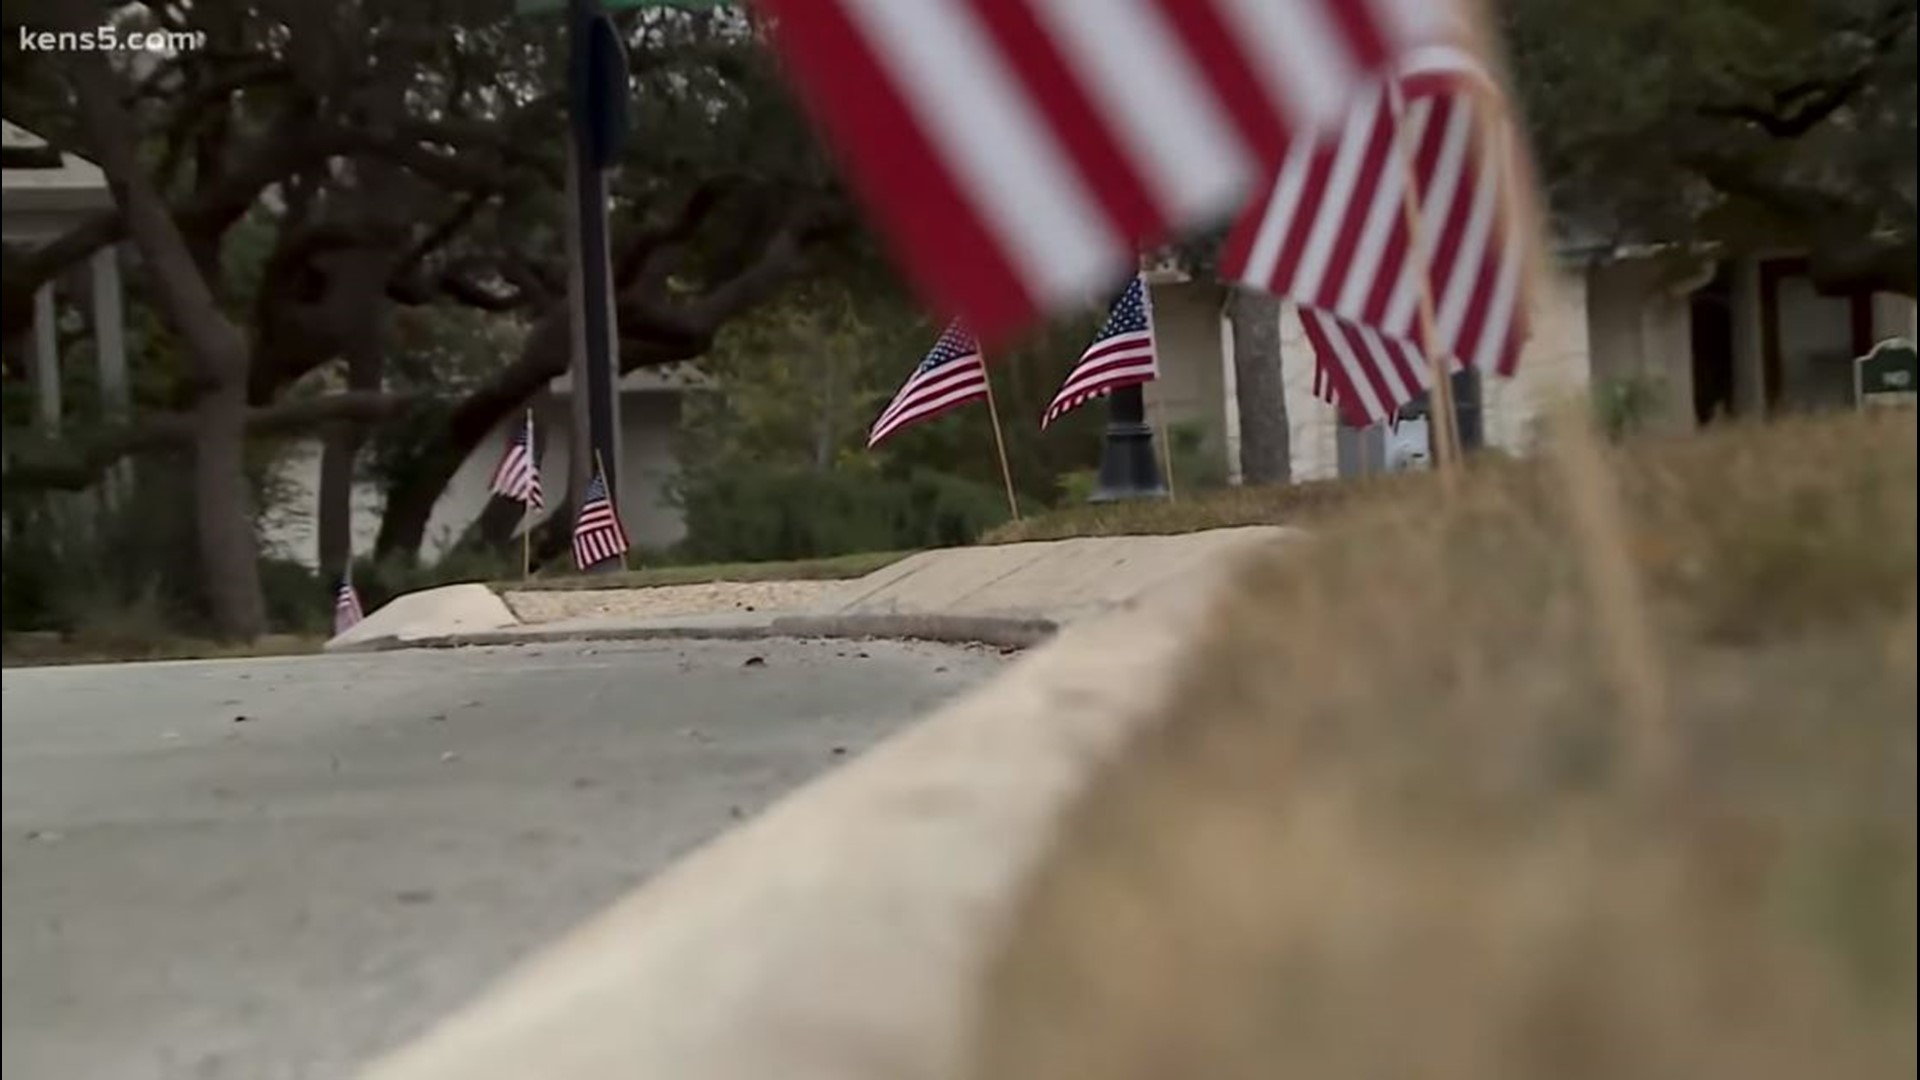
<box><xmin>501</xmin><ymin>580</ymin><xmax>853</xmax><ymax>625</ymax></box>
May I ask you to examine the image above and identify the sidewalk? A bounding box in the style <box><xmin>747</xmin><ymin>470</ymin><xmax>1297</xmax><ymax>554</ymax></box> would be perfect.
<box><xmin>326</xmin><ymin>527</ymin><xmax>1299</xmax><ymax>654</ymax></box>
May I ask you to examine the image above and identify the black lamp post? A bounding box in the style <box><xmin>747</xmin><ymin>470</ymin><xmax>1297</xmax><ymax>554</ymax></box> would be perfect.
<box><xmin>1087</xmin><ymin>382</ymin><xmax>1168</xmax><ymax>503</ymax></box>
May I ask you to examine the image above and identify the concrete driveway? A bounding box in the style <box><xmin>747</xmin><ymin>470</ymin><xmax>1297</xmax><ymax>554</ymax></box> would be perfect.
<box><xmin>1</xmin><ymin>639</ymin><xmax>1007</xmax><ymax>1080</ymax></box>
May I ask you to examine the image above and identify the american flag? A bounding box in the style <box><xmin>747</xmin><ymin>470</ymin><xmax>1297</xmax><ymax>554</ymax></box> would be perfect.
<box><xmin>488</xmin><ymin>410</ymin><xmax>544</xmax><ymax>510</ymax></box>
<box><xmin>333</xmin><ymin>578</ymin><xmax>364</xmax><ymax>637</ymax></box>
<box><xmin>756</xmin><ymin>0</ymin><xmax>1453</xmax><ymax>344</ymax></box>
<box><xmin>868</xmin><ymin>321</ymin><xmax>990</xmax><ymax>448</ymax></box>
<box><xmin>1224</xmin><ymin>43</ymin><xmax>1528</xmax><ymax>424</ymax></box>
<box><xmin>1301</xmin><ymin>303</ymin><xmax>1422</xmax><ymax>427</ymax></box>
<box><xmin>571</xmin><ymin>466</ymin><xmax>630</xmax><ymax>571</ymax></box>
<box><xmin>1042</xmin><ymin>275</ymin><xmax>1158</xmax><ymax>429</ymax></box>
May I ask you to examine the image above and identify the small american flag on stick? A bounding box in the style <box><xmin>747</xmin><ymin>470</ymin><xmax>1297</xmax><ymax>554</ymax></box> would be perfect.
<box><xmin>488</xmin><ymin>410</ymin><xmax>544</xmax><ymax>510</ymax></box>
<box><xmin>868</xmin><ymin>321</ymin><xmax>990</xmax><ymax>448</ymax></box>
<box><xmin>1042</xmin><ymin>275</ymin><xmax>1158</xmax><ymax>429</ymax></box>
<box><xmin>571</xmin><ymin>464</ymin><xmax>631</xmax><ymax>571</ymax></box>
<box><xmin>333</xmin><ymin>577</ymin><xmax>365</xmax><ymax>636</ymax></box>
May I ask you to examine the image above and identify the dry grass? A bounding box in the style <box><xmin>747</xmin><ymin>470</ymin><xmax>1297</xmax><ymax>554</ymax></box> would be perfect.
<box><xmin>499</xmin><ymin>549</ymin><xmax>912</xmax><ymax>592</ymax></box>
<box><xmin>968</xmin><ymin>411</ymin><xmax>1916</xmax><ymax>1080</ymax></box>
<box><xmin>981</xmin><ymin>469</ymin><xmax>1441</xmax><ymax>544</ymax></box>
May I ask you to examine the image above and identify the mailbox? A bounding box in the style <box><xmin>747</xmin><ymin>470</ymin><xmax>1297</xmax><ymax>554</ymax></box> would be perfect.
<box><xmin>1856</xmin><ymin>338</ymin><xmax>1918</xmax><ymax>410</ymax></box>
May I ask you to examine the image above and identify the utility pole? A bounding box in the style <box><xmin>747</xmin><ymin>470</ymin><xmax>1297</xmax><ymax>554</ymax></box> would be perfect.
<box><xmin>565</xmin><ymin>0</ymin><xmax>629</xmax><ymax>568</ymax></box>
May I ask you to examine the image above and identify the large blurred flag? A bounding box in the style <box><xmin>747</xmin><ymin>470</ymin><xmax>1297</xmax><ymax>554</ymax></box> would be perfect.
<box><xmin>756</xmin><ymin>0</ymin><xmax>1452</xmax><ymax>344</ymax></box>
<box><xmin>1223</xmin><ymin>43</ymin><xmax>1529</xmax><ymax>425</ymax></box>
<box><xmin>1300</xmin><ymin>304</ymin><xmax>1423</xmax><ymax>426</ymax></box>
<box><xmin>868</xmin><ymin>321</ymin><xmax>990</xmax><ymax>448</ymax></box>
<box><xmin>1042</xmin><ymin>275</ymin><xmax>1158</xmax><ymax>429</ymax></box>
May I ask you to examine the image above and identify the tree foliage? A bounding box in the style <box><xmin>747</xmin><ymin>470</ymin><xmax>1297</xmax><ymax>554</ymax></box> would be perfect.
<box><xmin>1502</xmin><ymin>0</ymin><xmax>1916</xmax><ymax>294</ymax></box>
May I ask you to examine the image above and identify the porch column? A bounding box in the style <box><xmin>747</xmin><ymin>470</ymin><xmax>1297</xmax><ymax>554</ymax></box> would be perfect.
<box><xmin>31</xmin><ymin>283</ymin><xmax>61</xmax><ymax>433</ymax></box>
<box><xmin>91</xmin><ymin>245</ymin><xmax>128</xmax><ymax>418</ymax></box>
<box><xmin>1873</xmin><ymin>293</ymin><xmax>1918</xmax><ymax>343</ymax></box>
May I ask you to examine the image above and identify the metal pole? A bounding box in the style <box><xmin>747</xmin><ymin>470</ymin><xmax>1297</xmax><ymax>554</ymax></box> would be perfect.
<box><xmin>1087</xmin><ymin>383</ymin><xmax>1168</xmax><ymax>503</ymax></box>
<box><xmin>568</xmin><ymin>0</ymin><xmax>623</xmax><ymax>567</ymax></box>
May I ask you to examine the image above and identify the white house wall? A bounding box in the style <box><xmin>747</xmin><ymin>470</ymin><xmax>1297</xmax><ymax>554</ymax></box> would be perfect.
<box><xmin>1277</xmin><ymin>301</ymin><xmax>1342</xmax><ymax>482</ymax></box>
<box><xmin>1773</xmin><ymin>274</ymin><xmax>1859</xmax><ymax>412</ymax></box>
<box><xmin>1874</xmin><ymin>293</ymin><xmax>1918</xmax><ymax>342</ymax></box>
<box><xmin>263</xmin><ymin>391</ymin><xmax>688</xmax><ymax>570</ymax></box>
<box><xmin>1273</xmin><ymin>264</ymin><xmax>1593</xmax><ymax>479</ymax></box>
<box><xmin>1582</xmin><ymin>260</ymin><xmax>1696</xmax><ymax>434</ymax></box>
<box><xmin>1479</xmin><ymin>265</ymin><xmax>1593</xmax><ymax>455</ymax></box>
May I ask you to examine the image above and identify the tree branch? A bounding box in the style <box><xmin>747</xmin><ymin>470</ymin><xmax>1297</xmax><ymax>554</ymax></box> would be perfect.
<box><xmin>5</xmin><ymin>392</ymin><xmax>423</xmax><ymax>492</ymax></box>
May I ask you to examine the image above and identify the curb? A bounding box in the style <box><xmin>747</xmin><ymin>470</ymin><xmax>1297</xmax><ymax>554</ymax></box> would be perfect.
<box><xmin>332</xmin><ymin>613</ymin><xmax>1059</xmax><ymax>654</ymax></box>
<box><xmin>769</xmin><ymin>613</ymin><xmax>1057</xmax><ymax>650</ymax></box>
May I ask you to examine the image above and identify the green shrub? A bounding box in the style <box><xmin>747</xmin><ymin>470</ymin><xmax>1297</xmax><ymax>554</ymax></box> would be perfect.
<box><xmin>675</xmin><ymin>466</ymin><xmax>1010</xmax><ymax>563</ymax></box>
<box><xmin>1055</xmin><ymin>468</ymin><xmax>1099</xmax><ymax>506</ymax></box>
<box><xmin>1166</xmin><ymin>421</ymin><xmax>1229</xmax><ymax>493</ymax></box>
<box><xmin>1597</xmin><ymin>374</ymin><xmax>1666</xmax><ymax>441</ymax></box>
<box><xmin>259</xmin><ymin>557</ymin><xmax>327</xmax><ymax>635</ymax></box>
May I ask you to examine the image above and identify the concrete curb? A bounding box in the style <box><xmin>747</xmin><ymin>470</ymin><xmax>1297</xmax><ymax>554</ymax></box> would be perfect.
<box><xmin>335</xmin><ymin>613</ymin><xmax>1059</xmax><ymax>654</ymax></box>
<box><xmin>768</xmin><ymin>613</ymin><xmax>1057</xmax><ymax>650</ymax></box>
<box><xmin>356</xmin><ymin>541</ymin><xmax>1261</xmax><ymax>1080</ymax></box>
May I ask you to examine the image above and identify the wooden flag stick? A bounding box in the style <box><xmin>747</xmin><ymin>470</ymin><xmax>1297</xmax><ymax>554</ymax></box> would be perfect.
<box><xmin>527</xmin><ymin>408</ymin><xmax>539</xmax><ymax>580</ymax></box>
<box><xmin>1385</xmin><ymin>83</ymin><xmax>1464</xmax><ymax>490</ymax></box>
<box><xmin>1151</xmin><ymin>390</ymin><xmax>1178</xmax><ymax>501</ymax></box>
<box><xmin>521</xmin><ymin>509</ymin><xmax>533</xmax><ymax>581</ymax></box>
<box><xmin>979</xmin><ymin>350</ymin><xmax>1022</xmax><ymax>521</ymax></box>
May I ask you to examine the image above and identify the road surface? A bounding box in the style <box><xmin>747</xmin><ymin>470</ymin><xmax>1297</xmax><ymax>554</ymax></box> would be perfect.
<box><xmin>1</xmin><ymin>638</ymin><xmax>1008</xmax><ymax>1080</ymax></box>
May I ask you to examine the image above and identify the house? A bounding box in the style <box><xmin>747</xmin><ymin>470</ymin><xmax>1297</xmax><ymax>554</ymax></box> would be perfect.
<box><xmin>2</xmin><ymin>121</ymin><xmax>129</xmax><ymax>432</ymax></box>
<box><xmin>264</xmin><ymin>362</ymin><xmax>708</xmax><ymax>568</ymax></box>
<box><xmin>1140</xmin><ymin>246</ymin><xmax>1918</xmax><ymax>485</ymax></box>
<box><xmin>1</xmin><ymin>116</ymin><xmax>698</xmax><ymax>570</ymax></box>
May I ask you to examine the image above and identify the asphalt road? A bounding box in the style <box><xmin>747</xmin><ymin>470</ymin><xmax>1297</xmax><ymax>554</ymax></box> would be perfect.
<box><xmin>1</xmin><ymin>638</ymin><xmax>1009</xmax><ymax>1080</ymax></box>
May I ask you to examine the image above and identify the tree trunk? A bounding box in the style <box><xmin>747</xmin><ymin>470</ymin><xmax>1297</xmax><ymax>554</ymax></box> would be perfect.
<box><xmin>317</xmin><ymin>426</ymin><xmax>357</xmax><ymax>581</ymax></box>
<box><xmin>376</xmin><ymin>311</ymin><xmax>571</xmax><ymax>559</ymax></box>
<box><xmin>68</xmin><ymin>49</ymin><xmax>267</xmax><ymax>640</ymax></box>
<box><xmin>316</xmin><ymin>280</ymin><xmax>390</xmax><ymax>581</ymax></box>
<box><xmin>192</xmin><ymin>380</ymin><xmax>268</xmax><ymax>636</ymax></box>
<box><xmin>1227</xmin><ymin>287</ymin><xmax>1291</xmax><ymax>487</ymax></box>
<box><xmin>814</xmin><ymin>352</ymin><xmax>839</xmax><ymax>472</ymax></box>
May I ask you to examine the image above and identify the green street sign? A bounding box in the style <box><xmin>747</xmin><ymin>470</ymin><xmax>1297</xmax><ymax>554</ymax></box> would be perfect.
<box><xmin>1856</xmin><ymin>338</ymin><xmax>1918</xmax><ymax>410</ymax></box>
<box><xmin>515</xmin><ymin>0</ymin><xmax>735</xmax><ymax>12</ymax></box>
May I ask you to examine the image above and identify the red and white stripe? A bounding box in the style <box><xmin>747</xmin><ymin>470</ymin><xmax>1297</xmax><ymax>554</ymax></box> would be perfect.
<box><xmin>1224</xmin><ymin>43</ymin><xmax>1527</xmax><ymax>419</ymax></box>
<box><xmin>333</xmin><ymin>581</ymin><xmax>365</xmax><ymax>637</ymax></box>
<box><xmin>1041</xmin><ymin>289</ymin><xmax>1158</xmax><ymax>428</ymax></box>
<box><xmin>757</xmin><ymin>0</ymin><xmax>1454</xmax><ymax>344</ymax></box>
<box><xmin>1301</xmin><ymin>303</ymin><xmax>1425</xmax><ymax>426</ymax></box>
<box><xmin>488</xmin><ymin>413</ymin><xmax>544</xmax><ymax>510</ymax></box>
<box><xmin>867</xmin><ymin>340</ymin><xmax>991</xmax><ymax>447</ymax></box>
<box><xmin>571</xmin><ymin>471</ymin><xmax>631</xmax><ymax>571</ymax></box>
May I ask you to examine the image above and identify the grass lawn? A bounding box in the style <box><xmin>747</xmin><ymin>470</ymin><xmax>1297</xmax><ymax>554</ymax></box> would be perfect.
<box><xmin>981</xmin><ymin>463</ymin><xmax>1482</xmax><ymax>544</ymax></box>
<box><xmin>498</xmin><ymin>548</ymin><xmax>914</xmax><ymax>592</ymax></box>
<box><xmin>1</xmin><ymin>633</ymin><xmax>324</xmax><ymax>668</ymax></box>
